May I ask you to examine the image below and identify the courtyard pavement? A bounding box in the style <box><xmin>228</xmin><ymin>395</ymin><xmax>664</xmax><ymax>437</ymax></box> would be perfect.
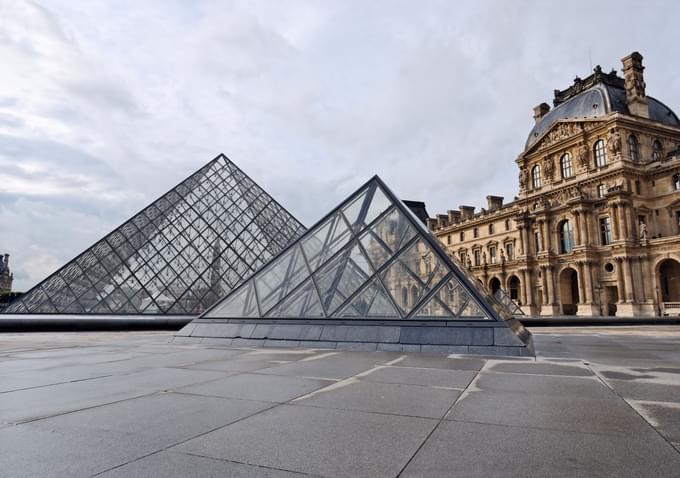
<box><xmin>1</xmin><ymin>326</ymin><xmax>679</xmax><ymax>477</ymax></box>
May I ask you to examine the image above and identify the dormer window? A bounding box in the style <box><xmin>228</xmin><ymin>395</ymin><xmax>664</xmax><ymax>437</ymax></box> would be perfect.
<box><xmin>594</xmin><ymin>139</ymin><xmax>607</xmax><ymax>167</ymax></box>
<box><xmin>531</xmin><ymin>164</ymin><xmax>542</xmax><ymax>189</ymax></box>
<box><xmin>628</xmin><ymin>134</ymin><xmax>639</xmax><ymax>162</ymax></box>
<box><xmin>652</xmin><ymin>139</ymin><xmax>664</xmax><ymax>161</ymax></box>
<box><xmin>560</xmin><ymin>153</ymin><xmax>573</xmax><ymax>178</ymax></box>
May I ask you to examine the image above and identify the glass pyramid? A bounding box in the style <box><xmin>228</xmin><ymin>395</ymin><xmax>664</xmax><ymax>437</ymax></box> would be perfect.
<box><xmin>4</xmin><ymin>154</ymin><xmax>306</xmax><ymax>315</ymax></box>
<box><xmin>204</xmin><ymin>177</ymin><xmax>509</xmax><ymax>322</ymax></box>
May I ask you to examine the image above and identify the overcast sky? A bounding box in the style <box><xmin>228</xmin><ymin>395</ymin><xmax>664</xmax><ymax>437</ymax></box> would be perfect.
<box><xmin>1</xmin><ymin>0</ymin><xmax>679</xmax><ymax>290</ymax></box>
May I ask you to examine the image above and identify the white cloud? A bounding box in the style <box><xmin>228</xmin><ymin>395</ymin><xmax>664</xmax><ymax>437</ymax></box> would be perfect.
<box><xmin>1</xmin><ymin>0</ymin><xmax>679</xmax><ymax>290</ymax></box>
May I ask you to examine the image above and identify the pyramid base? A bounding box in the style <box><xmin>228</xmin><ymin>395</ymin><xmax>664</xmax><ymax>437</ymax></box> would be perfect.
<box><xmin>175</xmin><ymin>319</ymin><xmax>534</xmax><ymax>357</ymax></box>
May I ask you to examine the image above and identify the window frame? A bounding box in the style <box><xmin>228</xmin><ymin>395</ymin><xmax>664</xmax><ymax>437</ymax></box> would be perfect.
<box><xmin>599</xmin><ymin>216</ymin><xmax>612</xmax><ymax>245</ymax></box>
<box><xmin>531</xmin><ymin>164</ymin><xmax>542</xmax><ymax>189</ymax></box>
<box><xmin>594</xmin><ymin>139</ymin><xmax>607</xmax><ymax>167</ymax></box>
<box><xmin>559</xmin><ymin>219</ymin><xmax>574</xmax><ymax>254</ymax></box>
<box><xmin>628</xmin><ymin>134</ymin><xmax>639</xmax><ymax>162</ymax></box>
<box><xmin>560</xmin><ymin>152</ymin><xmax>573</xmax><ymax>179</ymax></box>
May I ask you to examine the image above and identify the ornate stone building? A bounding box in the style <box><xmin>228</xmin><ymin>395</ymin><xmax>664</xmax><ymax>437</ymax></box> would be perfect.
<box><xmin>428</xmin><ymin>52</ymin><xmax>680</xmax><ymax>317</ymax></box>
<box><xmin>0</xmin><ymin>254</ymin><xmax>13</xmax><ymax>294</ymax></box>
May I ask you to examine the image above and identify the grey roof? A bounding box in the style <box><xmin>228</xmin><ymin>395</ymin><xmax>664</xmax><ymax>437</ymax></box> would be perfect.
<box><xmin>526</xmin><ymin>84</ymin><xmax>680</xmax><ymax>150</ymax></box>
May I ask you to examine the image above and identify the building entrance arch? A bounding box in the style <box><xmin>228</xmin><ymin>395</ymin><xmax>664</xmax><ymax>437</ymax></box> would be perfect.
<box><xmin>489</xmin><ymin>277</ymin><xmax>501</xmax><ymax>295</ymax></box>
<box><xmin>659</xmin><ymin>259</ymin><xmax>680</xmax><ymax>302</ymax></box>
<box><xmin>507</xmin><ymin>275</ymin><xmax>520</xmax><ymax>302</ymax></box>
<box><xmin>559</xmin><ymin>267</ymin><xmax>579</xmax><ymax>315</ymax></box>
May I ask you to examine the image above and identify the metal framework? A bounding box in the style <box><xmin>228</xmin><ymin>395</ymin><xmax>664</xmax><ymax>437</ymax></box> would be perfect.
<box><xmin>204</xmin><ymin>176</ymin><xmax>514</xmax><ymax>322</ymax></box>
<box><xmin>3</xmin><ymin>154</ymin><xmax>306</xmax><ymax>315</ymax></box>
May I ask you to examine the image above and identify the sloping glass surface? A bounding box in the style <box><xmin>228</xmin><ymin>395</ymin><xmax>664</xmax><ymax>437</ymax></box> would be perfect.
<box><xmin>4</xmin><ymin>154</ymin><xmax>306</xmax><ymax>315</ymax></box>
<box><xmin>203</xmin><ymin>177</ymin><xmax>500</xmax><ymax>323</ymax></box>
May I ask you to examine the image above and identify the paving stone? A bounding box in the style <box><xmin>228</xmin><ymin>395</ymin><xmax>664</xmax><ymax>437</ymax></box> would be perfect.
<box><xmin>401</xmin><ymin>420</ymin><xmax>680</xmax><ymax>478</ymax></box>
<box><xmin>173</xmin><ymin>404</ymin><xmax>437</xmax><ymax>478</ymax></box>
<box><xmin>604</xmin><ymin>379</ymin><xmax>680</xmax><ymax>402</ymax></box>
<box><xmin>362</xmin><ymin>366</ymin><xmax>476</xmax><ymax>389</ymax></box>
<box><xmin>97</xmin><ymin>450</ymin><xmax>306</xmax><ymax>477</ymax></box>
<box><xmin>177</xmin><ymin>373</ymin><xmax>333</xmax><ymax>402</ymax></box>
<box><xmin>447</xmin><ymin>389</ymin><xmax>651</xmax><ymax>435</ymax></box>
<box><xmin>487</xmin><ymin>361</ymin><xmax>594</xmax><ymax>376</ymax></box>
<box><xmin>475</xmin><ymin>372</ymin><xmax>617</xmax><ymax>399</ymax></box>
<box><xmin>257</xmin><ymin>354</ymin><xmax>388</xmax><ymax>380</ymax></box>
<box><xmin>398</xmin><ymin>355</ymin><xmax>485</xmax><ymax>371</ymax></box>
<box><xmin>296</xmin><ymin>380</ymin><xmax>460</xmax><ymax>418</ymax></box>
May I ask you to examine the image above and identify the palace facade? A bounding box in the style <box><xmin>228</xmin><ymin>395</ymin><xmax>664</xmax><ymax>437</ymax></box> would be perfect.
<box><xmin>428</xmin><ymin>52</ymin><xmax>680</xmax><ymax>317</ymax></box>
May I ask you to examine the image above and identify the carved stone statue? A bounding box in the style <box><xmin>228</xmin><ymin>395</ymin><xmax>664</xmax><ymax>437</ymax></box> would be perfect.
<box><xmin>577</xmin><ymin>143</ymin><xmax>589</xmax><ymax>169</ymax></box>
<box><xmin>482</xmin><ymin>251</ymin><xmax>487</xmax><ymax>265</ymax></box>
<box><xmin>518</xmin><ymin>168</ymin><xmax>528</xmax><ymax>190</ymax></box>
<box><xmin>639</xmin><ymin>222</ymin><xmax>648</xmax><ymax>240</ymax></box>
<box><xmin>607</xmin><ymin>131</ymin><xmax>622</xmax><ymax>155</ymax></box>
<box><xmin>466</xmin><ymin>257</ymin><xmax>472</xmax><ymax>270</ymax></box>
<box><xmin>500</xmin><ymin>249</ymin><xmax>506</xmax><ymax>265</ymax></box>
<box><xmin>543</xmin><ymin>156</ymin><xmax>555</xmax><ymax>182</ymax></box>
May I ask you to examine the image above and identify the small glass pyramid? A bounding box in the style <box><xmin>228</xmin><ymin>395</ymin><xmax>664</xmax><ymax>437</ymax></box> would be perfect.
<box><xmin>4</xmin><ymin>154</ymin><xmax>306</xmax><ymax>315</ymax></box>
<box><xmin>204</xmin><ymin>177</ymin><xmax>505</xmax><ymax>321</ymax></box>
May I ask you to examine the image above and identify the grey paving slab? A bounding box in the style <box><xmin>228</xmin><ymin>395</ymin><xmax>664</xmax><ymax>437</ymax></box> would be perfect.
<box><xmin>447</xmin><ymin>389</ymin><xmax>652</xmax><ymax>435</ymax></box>
<box><xmin>173</xmin><ymin>404</ymin><xmax>437</xmax><ymax>478</ymax></box>
<box><xmin>256</xmin><ymin>353</ymin><xmax>391</xmax><ymax>380</ymax></box>
<box><xmin>0</xmin><ymin>367</ymin><xmax>228</xmax><ymax>424</ymax></box>
<box><xmin>177</xmin><ymin>373</ymin><xmax>334</xmax><ymax>403</ymax></box>
<box><xmin>604</xmin><ymin>379</ymin><xmax>680</xmax><ymax>402</ymax></box>
<box><xmin>296</xmin><ymin>379</ymin><xmax>461</xmax><ymax>418</ymax></box>
<box><xmin>30</xmin><ymin>392</ymin><xmax>272</xmax><ymax>450</ymax></box>
<box><xmin>475</xmin><ymin>371</ymin><xmax>617</xmax><ymax>399</ymax></box>
<box><xmin>360</xmin><ymin>365</ymin><xmax>476</xmax><ymax>389</ymax></box>
<box><xmin>401</xmin><ymin>420</ymin><xmax>680</xmax><ymax>478</ymax></box>
<box><xmin>487</xmin><ymin>361</ymin><xmax>594</xmax><ymax>376</ymax></box>
<box><xmin>97</xmin><ymin>451</ymin><xmax>308</xmax><ymax>477</ymax></box>
<box><xmin>397</xmin><ymin>354</ymin><xmax>486</xmax><ymax>371</ymax></box>
<box><xmin>630</xmin><ymin>401</ymin><xmax>680</xmax><ymax>448</ymax></box>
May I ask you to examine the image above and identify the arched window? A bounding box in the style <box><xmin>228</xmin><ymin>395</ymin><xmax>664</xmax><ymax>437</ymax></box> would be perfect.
<box><xmin>459</xmin><ymin>231</ymin><xmax>464</xmax><ymax>241</ymax></box>
<box><xmin>559</xmin><ymin>220</ymin><xmax>574</xmax><ymax>253</ymax></box>
<box><xmin>489</xmin><ymin>223</ymin><xmax>494</xmax><ymax>235</ymax></box>
<box><xmin>652</xmin><ymin>139</ymin><xmax>664</xmax><ymax>161</ymax></box>
<box><xmin>594</xmin><ymin>139</ymin><xmax>607</xmax><ymax>167</ymax></box>
<box><xmin>673</xmin><ymin>173</ymin><xmax>680</xmax><ymax>191</ymax></box>
<box><xmin>560</xmin><ymin>153</ymin><xmax>573</xmax><ymax>178</ymax></box>
<box><xmin>410</xmin><ymin>285</ymin><xmax>418</xmax><ymax>306</ymax></box>
<box><xmin>401</xmin><ymin>287</ymin><xmax>408</xmax><ymax>307</ymax></box>
<box><xmin>531</xmin><ymin>164</ymin><xmax>542</xmax><ymax>188</ymax></box>
<box><xmin>628</xmin><ymin>134</ymin><xmax>639</xmax><ymax>162</ymax></box>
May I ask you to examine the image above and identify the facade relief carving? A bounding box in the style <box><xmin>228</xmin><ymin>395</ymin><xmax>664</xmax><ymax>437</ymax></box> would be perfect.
<box><xmin>518</xmin><ymin>167</ymin><xmax>528</xmax><ymax>191</ymax></box>
<box><xmin>607</xmin><ymin>129</ymin><xmax>622</xmax><ymax>157</ymax></box>
<box><xmin>537</xmin><ymin>121</ymin><xmax>598</xmax><ymax>151</ymax></box>
<box><xmin>576</xmin><ymin>142</ymin><xmax>590</xmax><ymax>170</ymax></box>
<box><xmin>543</xmin><ymin>155</ymin><xmax>555</xmax><ymax>183</ymax></box>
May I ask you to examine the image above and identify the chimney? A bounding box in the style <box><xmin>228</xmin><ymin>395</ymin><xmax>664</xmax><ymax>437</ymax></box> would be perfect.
<box><xmin>533</xmin><ymin>103</ymin><xmax>550</xmax><ymax>124</ymax></box>
<box><xmin>426</xmin><ymin>218</ymin><xmax>438</xmax><ymax>231</ymax></box>
<box><xmin>447</xmin><ymin>210</ymin><xmax>461</xmax><ymax>224</ymax></box>
<box><xmin>436</xmin><ymin>214</ymin><xmax>449</xmax><ymax>229</ymax></box>
<box><xmin>621</xmin><ymin>51</ymin><xmax>649</xmax><ymax>119</ymax></box>
<box><xmin>459</xmin><ymin>205</ymin><xmax>475</xmax><ymax>221</ymax></box>
<box><xmin>486</xmin><ymin>195</ymin><xmax>504</xmax><ymax>212</ymax></box>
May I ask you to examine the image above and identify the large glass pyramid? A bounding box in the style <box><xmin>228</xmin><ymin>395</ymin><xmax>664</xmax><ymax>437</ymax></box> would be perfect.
<box><xmin>202</xmin><ymin>177</ymin><xmax>511</xmax><ymax>322</ymax></box>
<box><xmin>4</xmin><ymin>154</ymin><xmax>306</xmax><ymax>315</ymax></box>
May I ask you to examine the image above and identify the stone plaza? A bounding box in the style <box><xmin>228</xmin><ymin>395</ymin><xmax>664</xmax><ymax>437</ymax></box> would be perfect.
<box><xmin>1</xmin><ymin>326</ymin><xmax>679</xmax><ymax>477</ymax></box>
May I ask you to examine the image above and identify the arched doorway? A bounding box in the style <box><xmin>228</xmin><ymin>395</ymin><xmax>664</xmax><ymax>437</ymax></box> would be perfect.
<box><xmin>559</xmin><ymin>267</ymin><xmax>579</xmax><ymax>315</ymax></box>
<box><xmin>489</xmin><ymin>277</ymin><xmax>501</xmax><ymax>295</ymax></box>
<box><xmin>508</xmin><ymin>275</ymin><xmax>520</xmax><ymax>302</ymax></box>
<box><xmin>659</xmin><ymin>259</ymin><xmax>680</xmax><ymax>302</ymax></box>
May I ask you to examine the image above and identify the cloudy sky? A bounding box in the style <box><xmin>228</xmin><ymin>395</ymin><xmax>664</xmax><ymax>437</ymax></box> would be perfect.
<box><xmin>1</xmin><ymin>0</ymin><xmax>679</xmax><ymax>290</ymax></box>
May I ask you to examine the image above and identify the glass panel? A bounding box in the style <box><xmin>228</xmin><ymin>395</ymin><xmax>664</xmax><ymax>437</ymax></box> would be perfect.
<box><xmin>313</xmin><ymin>241</ymin><xmax>373</xmax><ymax>315</ymax></box>
<box><xmin>301</xmin><ymin>212</ymin><xmax>352</xmax><ymax>271</ymax></box>
<box><xmin>363</xmin><ymin>185</ymin><xmax>392</xmax><ymax>226</ymax></box>
<box><xmin>255</xmin><ymin>245</ymin><xmax>310</xmax><ymax>315</ymax></box>
<box><xmin>341</xmin><ymin>189</ymin><xmax>368</xmax><ymax>228</ymax></box>
<box><xmin>413</xmin><ymin>295</ymin><xmax>455</xmax><ymax>318</ymax></box>
<box><xmin>370</xmin><ymin>207</ymin><xmax>416</xmax><ymax>254</ymax></box>
<box><xmin>334</xmin><ymin>278</ymin><xmax>400</xmax><ymax>318</ymax></box>
<box><xmin>459</xmin><ymin>298</ymin><xmax>490</xmax><ymax>319</ymax></box>
<box><xmin>266</xmin><ymin>279</ymin><xmax>324</xmax><ymax>318</ymax></box>
<box><xmin>204</xmin><ymin>282</ymin><xmax>259</xmax><ymax>318</ymax></box>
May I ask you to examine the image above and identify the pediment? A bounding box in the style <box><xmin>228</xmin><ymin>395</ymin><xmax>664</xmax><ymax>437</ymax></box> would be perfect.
<box><xmin>525</xmin><ymin>120</ymin><xmax>602</xmax><ymax>155</ymax></box>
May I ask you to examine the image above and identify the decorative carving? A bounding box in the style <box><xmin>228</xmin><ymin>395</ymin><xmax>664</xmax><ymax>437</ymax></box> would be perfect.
<box><xmin>576</xmin><ymin>143</ymin><xmax>589</xmax><ymax>169</ymax></box>
<box><xmin>639</xmin><ymin>222</ymin><xmax>648</xmax><ymax>240</ymax></box>
<box><xmin>543</xmin><ymin>156</ymin><xmax>555</xmax><ymax>183</ymax></box>
<box><xmin>607</xmin><ymin>130</ymin><xmax>622</xmax><ymax>156</ymax></box>
<box><xmin>518</xmin><ymin>168</ymin><xmax>528</xmax><ymax>191</ymax></box>
<box><xmin>537</xmin><ymin>121</ymin><xmax>598</xmax><ymax>150</ymax></box>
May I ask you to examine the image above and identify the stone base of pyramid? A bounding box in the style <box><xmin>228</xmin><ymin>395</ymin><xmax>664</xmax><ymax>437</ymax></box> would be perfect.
<box><xmin>175</xmin><ymin>319</ymin><xmax>534</xmax><ymax>356</ymax></box>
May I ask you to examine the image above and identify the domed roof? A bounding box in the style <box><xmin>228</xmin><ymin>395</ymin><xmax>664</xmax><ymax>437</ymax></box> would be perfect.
<box><xmin>525</xmin><ymin>70</ymin><xmax>680</xmax><ymax>150</ymax></box>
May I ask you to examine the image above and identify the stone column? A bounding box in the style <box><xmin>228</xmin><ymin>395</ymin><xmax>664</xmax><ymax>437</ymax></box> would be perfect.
<box><xmin>525</xmin><ymin>269</ymin><xmax>534</xmax><ymax>306</ymax></box>
<box><xmin>540</xmin><ymin>265</ymin><xmax>548</xmax><ymax>305</ymax></box>
<box><xmin>583</xmin><ymin>261</ymin><xmax>594</xmax><ymax>304</ymax></box>
<box><xmin>520</xmin><ymin>269</ymin><xmax>528</xmax><ymax>305</ymax></box>
<box><xmin>623</xmin><ymin>257</ymin><xmax>635</xmax><ymax>302</ymax></box>
<box><xmin>616</xmin><ymin>257</ymin><xmax>625</xmax><ymax>303</ymax></box>
<box><xmin>618</xmin><ymin>203</ymin><xmax>629</xmax><ymax>242</ymax></box>
<box><xmin>611</xmin><ymin>205</ymin><xmax>621</xmax><ymax>241</ymax></box>
<box><xmin>546</xmin><ymin>265</ymin><xmax>556</xmax><ymax>305</ymax></box>
<box><xmin>543</xmin><ymin>219</ymin><xmax>552</xmax><ymax>253</ymax></box>
<box><xmin>577</xmin><ymin>261</ymin><xmax>586</xmax><ymax>303</ymax></box>
<box><xmin>637</xmin><ymin>256</ymin><xmax>647</xmax><ymax>301</ymax></box>
<box><xmin>580</xmin><ymin>210</ymin><xmax>590</xmax><ymax>246</ymax></box>
<box><xmin>574</xmin><ymin>211</ymin><xmax>582</xmax><ymax>245</ymax></box>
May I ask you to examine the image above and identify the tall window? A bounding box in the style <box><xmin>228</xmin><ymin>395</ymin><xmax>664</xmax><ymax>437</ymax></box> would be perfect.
<box><xmin>534</xmin><ymin>231</ymin><xmax>541</xmax><ymax>252</ymax></box>
<box><xmin>600</xmin><ymin>217</ymin><xmax>612</xmax><ymax>245</ymax></box>
<box><xmin>505</xmin><ymin>219</ymin><xmax>511</xmax><ymax>231</ymax></box>
<box><xmin>460</xmin><ymin>251</ymin><xmax>467</xmax><ymax>264</ymax></box>
<box><xmin>489</xmin><ymin>223</ymin><xmax>494</xmax><ymax>234</ymax></box>
<box><xmin>473</xmin><ymin>227</ymin><xmax>479</xmax><ymax>238</ymax></box>
<box><xmin>401</xmin><ymin>287</ymin><xmax>408</xmax><ymax>307</ymax></box>
<box><xmin>505</xmin><ymin>242</ymin><xmax>514</xmax><ymax>260</ymax></box>
<box><xmin>674</xmin><ymin>174</ymin><xmax>680</xmax><ymax>191</ymax></box>
<box><xmin>597</xmin><ymin>184</ymin><xmax>606</xmax><ymax>198</ymax></box>
<box><xmin>411</xmin><ymin>285</ymin><xmax>418</xmax><ymax>306</ymax></box>
<box><xmin>559</xmin><ymin>220</ymin><xmax>574</xmax><ymax>253</ymax></box>
<box><xmin>489</xmin><ymin>246</ymin><xmax>497</xmax><ymax>264</ymax></box>
<box><xmin>594</xmin><ymin>139</ymin><xmax>607</xmax><ymax>167</ymax></box>
<box><xmin>474</xmin><ymin>250</ymin><xmax>481</xmax><ymax>266</ymax></box>
<box><xmin>532</xmin><ymin>164</ymin><xmax>542</xmax><ymax>188</ymax></box>
<box><xmin>628</xmin><ymin>134</ymin><xmax>639</xmax><ymax>162</ymax></box>
<box><xmin>560</xmin><ymin>153</ymin><xmax>573</xmax><ymax>178</ymax></box>
<box><xmin>652</xmin><ymin>139</ymin><xmax>663</xmax><ymax>161</ymax></box>
<box><xmin>459</xmin><ymin>231</ymin><xmax>464</xmax><ymax>241</ymax></box>
<box><xmin>447</xmin><ymin>235</ymin><xmax>451</xmax><ymax>245</ymax></box>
